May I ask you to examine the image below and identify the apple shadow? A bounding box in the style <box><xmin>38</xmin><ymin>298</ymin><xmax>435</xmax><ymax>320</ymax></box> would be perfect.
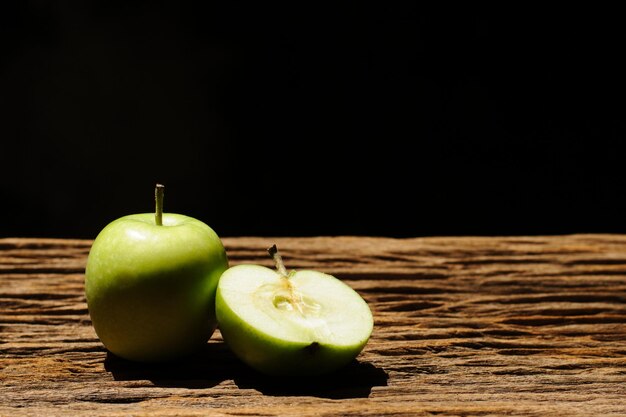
<box><xmin>104</xmin><ymin>341</ymin><xmax>243</xmax><ymax>389</ymax></box>
<box><xmin>104</xmin><ymin>342</ymin><xmax>388</xmax><ymax>398</ymax></box>
<box><xmin>233</xmin><ymin>360</ymin><xmax>389</xmax><ymax>399</ymax></box>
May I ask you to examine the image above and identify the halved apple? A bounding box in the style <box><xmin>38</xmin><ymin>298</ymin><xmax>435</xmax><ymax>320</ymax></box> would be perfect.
<box><xmin>216</xmin><ymin>245</ymin><xmax>373</xmax><ymax>376</ymax></box>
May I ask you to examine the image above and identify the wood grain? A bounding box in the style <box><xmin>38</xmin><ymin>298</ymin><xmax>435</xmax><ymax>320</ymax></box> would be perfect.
<box><xmin>1</xmin><ymin>235</ymin><xmax>626</xmax><ymax>416</ymax></box>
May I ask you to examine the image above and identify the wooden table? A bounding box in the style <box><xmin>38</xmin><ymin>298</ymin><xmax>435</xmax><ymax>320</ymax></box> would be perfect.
<box><xmin>1</xmin><ymin>235</ymin><xmax>626</xmax><ymax>416</ymax></box>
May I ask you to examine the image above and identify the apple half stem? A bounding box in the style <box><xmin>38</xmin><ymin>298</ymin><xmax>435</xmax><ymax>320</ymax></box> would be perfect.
<box><xmin>155</xmin><ymin>184</ymin><xmax>165</xmax><ymax>226</ymax></box>
<box><xmin>268</xmin><ymin>244</ymin><xmax>289</xmax><ymax>277</ymax></box>
<box><xmin>268</xmin><ymin>245</ymin><xmax>315</xmax><ymax>317</ymax></box>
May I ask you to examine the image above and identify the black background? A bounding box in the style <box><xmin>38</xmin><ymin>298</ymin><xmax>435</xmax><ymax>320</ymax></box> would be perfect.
<box><xmin>1</xmin><ymin>3</ymin><xmax>625</xmax><ymax>238</ymax></box>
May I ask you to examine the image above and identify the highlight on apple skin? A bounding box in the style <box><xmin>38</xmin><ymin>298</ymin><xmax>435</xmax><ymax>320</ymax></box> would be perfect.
<box><xmin>216</xmin><ymin>245</ymin><xmax>373</xmax><ymax>376</ymax></box>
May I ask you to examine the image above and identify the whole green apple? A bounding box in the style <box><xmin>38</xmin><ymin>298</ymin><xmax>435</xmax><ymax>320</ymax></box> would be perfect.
<box><xmin>216</xmin><ymin>245</ymin><xmax>373</xmax><ymax>376</ymax></box>
<box><xmin>85</xmin><ymin>185</ymin><xmax>228</xmax><ymax>362</ymax></box>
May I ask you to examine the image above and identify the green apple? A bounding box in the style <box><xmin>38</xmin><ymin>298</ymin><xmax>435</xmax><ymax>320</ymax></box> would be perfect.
<box><xmin>85</xmin><ymin>184</ymin><xmax>228</xmax><ymax>362</ymax></box>
<box><xmin>216</xmin><ymin>245</ymin><xmax>373</xmax><ymax>376</ymax></box>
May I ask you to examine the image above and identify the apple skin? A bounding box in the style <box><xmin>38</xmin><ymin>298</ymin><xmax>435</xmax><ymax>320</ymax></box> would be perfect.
<box><xmin>216</xmin><ymin>264</ymin><xmax>373</xmax><ymax>376</ymax></box>
<box><xmin>85</xmin><ymin>213</ymin><xmax>228</xmax><ymax>362</ymax></box>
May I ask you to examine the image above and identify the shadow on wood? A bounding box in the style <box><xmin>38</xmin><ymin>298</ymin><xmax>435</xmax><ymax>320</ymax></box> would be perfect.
<box><xmin>104</xmin><ymin>341</ymin><xmax>388</xmax><ymax>398</ymax></box>
<box><xmin>104</xmin><ymin>342</ymin><xmax>241</xmax><ymax>389</ymax></box>
<box><xmin>234</xmin><ymin>360</ymin><xmax>389</xmax><ymax>399</ymax></box>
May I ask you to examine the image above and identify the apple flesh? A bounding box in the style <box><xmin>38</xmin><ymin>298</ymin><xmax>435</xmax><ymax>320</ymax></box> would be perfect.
<box><xmin>85</xmin><ymin>212</ymin><xmax>228</xmax><ymax>362</ymax></box>
<box><xmin>216</xmin><ymin>250</ymin><xmax>373</xmax><ymax>376</ymax></box>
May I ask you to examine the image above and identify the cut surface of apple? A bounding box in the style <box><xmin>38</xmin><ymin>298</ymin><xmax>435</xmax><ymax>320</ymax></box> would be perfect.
<box><xmin>216</xmin><ymin>257</ymin><xmax>373</xmax><ymax>376</ymax></box>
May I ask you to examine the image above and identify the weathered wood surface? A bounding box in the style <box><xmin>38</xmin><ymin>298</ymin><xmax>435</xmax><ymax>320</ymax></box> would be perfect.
<box><xmin>1</xmin><ymin>235</ymin><xmax>626</xmax><ymax>416</ymax></box>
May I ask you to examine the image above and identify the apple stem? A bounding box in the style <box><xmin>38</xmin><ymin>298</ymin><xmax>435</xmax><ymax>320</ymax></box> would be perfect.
<box><xmin>155</xmin><ymin>184</ymin><xmax>165</xmax><ymax>226</ymax></box>
<box><xmin>268</xmin><ymin>244</ymin><xmax>289</xmax><ymax>277</ymax></box>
